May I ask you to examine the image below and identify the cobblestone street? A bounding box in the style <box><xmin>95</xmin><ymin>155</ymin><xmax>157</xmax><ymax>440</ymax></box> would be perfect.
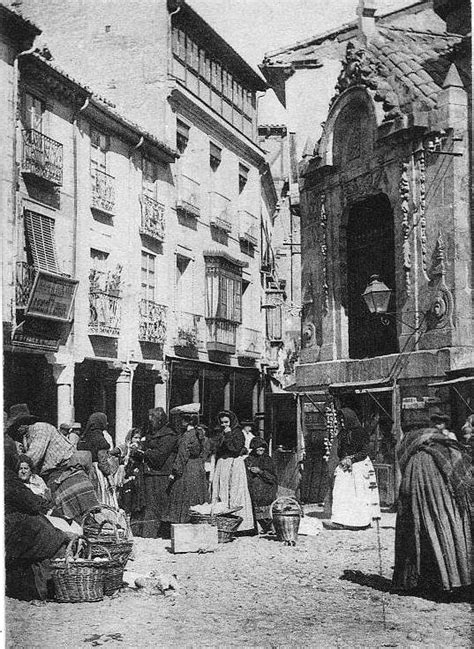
<box><xmin>6</xmin><ymin>511</ymin><xmax>471</xmax><ymax>648</ymax></box>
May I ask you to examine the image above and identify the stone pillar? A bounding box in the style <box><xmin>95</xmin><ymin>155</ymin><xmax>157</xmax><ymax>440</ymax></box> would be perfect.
<box><xmin>154</xmin><ymin>381</ymin><xmax>167</xmax><ymax>410</ymax></box>
<box><xmin>52</xmin><ymin>362</ymin><xmax>75</xmax><ymax>427</ymax></box>
<box><xmin>223</xmin><ymin>376</ymin><xmax>231</xmax><ymax>411</ymax></box>
<box><xmin>192</xmin><ymin>376</ymin><xmax>200</xmax><ymax>404</ymax></box>
<box><xmin>116</xmin><ymin>368</ymin><xmax>131</xmax><ymax>446</ymax></box>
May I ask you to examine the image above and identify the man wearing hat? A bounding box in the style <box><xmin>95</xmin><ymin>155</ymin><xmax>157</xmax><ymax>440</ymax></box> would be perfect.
<box><xmin>4</xmin><ymin>404</ymin><xmax>38</xmax><ymax>455</ymax></box>
<box><xmin>430</xmin><ymin>407</ymin><xmax>457</xmax><ymax>441</ymax></box>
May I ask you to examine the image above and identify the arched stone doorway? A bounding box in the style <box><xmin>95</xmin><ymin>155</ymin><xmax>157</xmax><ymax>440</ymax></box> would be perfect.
<box><xmin>346</xmin><ymin>192</ymin><xmax>398</xmax><ymax>359</ymax></box>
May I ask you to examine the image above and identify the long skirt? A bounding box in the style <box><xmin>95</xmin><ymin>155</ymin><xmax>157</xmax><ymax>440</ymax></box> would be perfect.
<box><xmin>211</xmin><ymin>457</ymin><xmax>254</xmax><ymax>531</ymax></box>
<box><xmin>133</xmin><ymin>474</ymin><xmax>170</xmax><ymax>538</ymax></box>
<box><xmin>91</xmin><ymin>463</ymin><xmax>119</xmax><ymax>509</ymax></box>
<box><xmin>331</xmin><ymin>458</ymin><xmax>380</xmax><ymax>528</ymax></box>
<box><xmin>163</xmin><ymin>458</ymin><xmax>208</xmax><ymax>524</ymax></box>
<box><xmin>392</xmin><ymin>452</ymin><xmax>472</xmax><ymax>592</ymax></box>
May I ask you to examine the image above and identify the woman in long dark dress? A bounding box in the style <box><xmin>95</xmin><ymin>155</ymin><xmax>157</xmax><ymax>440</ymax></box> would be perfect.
<box><xmin>4</xmin><ymin>445</ymin><xmax>69</xmax><ymax>600</ymax></box>
<box><xmin>211</xmin><ymin>410</ymin><xmax>254</xmax><ymax>532</ymax></box>
<box><xmin>392</xmin><ymin>426</ymin><xmax>471</xmax><ymax>595</ymax></box>
<box><xmin>118</xmin><ymin>428</ymin><xmax>146</xmax><ymax>526</ymax></box>
<box><xmin>245</xmin><ymin>437</ymin><xmax>277</xmax><ymax>533</ymax></box>
<box><xmin>162</xmin><ymin>406</ymin><xmax>209</xmax><ymax>525</ymax></box>
<box><xmin>135</xmin><ymin>407</ymin><xmax>180</xmax><ymax>538</ymax></box>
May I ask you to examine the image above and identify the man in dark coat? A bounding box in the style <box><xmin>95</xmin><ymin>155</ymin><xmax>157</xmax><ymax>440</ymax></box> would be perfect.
<box><xmin>134</xmin><ymin>407</ymin><xmax>180</xmax><ymax>538</ymax></box>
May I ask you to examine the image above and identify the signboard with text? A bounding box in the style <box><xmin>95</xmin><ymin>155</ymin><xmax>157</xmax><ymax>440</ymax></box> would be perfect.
<box><xmin>25</xmin><ymin>271</ymin><xmax>78</xmax><ymax>322</ymax></box>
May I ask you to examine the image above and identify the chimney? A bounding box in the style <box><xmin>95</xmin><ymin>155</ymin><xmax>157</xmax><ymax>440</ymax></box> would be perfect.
<box><xmin>357</xmin><ymin>0</ymin><xmax>377</xmax><ymax>42</ymax></box>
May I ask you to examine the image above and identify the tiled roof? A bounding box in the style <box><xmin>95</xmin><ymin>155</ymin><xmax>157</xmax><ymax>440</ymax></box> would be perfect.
<box><xmin>0</xmin><ymin>4</ymin><xmax>41</xmax><ymax>37</ymax></box>
<box><xmin>368</xmin><ymin>27</ymin><xmax>463</xmax><ymax>107</ymax></box>
<box><xmin>27</xmin><ymin>52</ymin><xmax>178</xmax><ymax>159</ymax></box>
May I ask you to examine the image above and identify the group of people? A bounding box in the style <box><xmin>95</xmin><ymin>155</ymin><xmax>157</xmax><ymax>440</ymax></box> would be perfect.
<box><xmin>118</xmin><ymin>405</ymin><xmax>277</xmax><ymax>538</ymax></box>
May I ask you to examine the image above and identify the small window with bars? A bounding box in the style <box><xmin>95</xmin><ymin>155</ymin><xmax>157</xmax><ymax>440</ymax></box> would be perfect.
<box><xmin>24</xmin><ymin>210</ymin><xmax>60</xmax><ymax>274</ymax></box>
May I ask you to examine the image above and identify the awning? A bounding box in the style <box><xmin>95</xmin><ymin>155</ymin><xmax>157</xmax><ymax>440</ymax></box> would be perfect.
<box><xmin>428</xmin><ymin>376</ymin><xmax>474</xmax><ymax>387</ymax></box>
<box><xmin>329</xmin><ymin>379</ymin><xmax>392</xmax><ymax>393</ymax></box>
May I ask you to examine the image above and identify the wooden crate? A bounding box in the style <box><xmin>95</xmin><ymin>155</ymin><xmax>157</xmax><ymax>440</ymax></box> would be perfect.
<box><xmin>171</xmin><ymin>523</ymin><xmax>218</xmax><ymax>554</ymax></box>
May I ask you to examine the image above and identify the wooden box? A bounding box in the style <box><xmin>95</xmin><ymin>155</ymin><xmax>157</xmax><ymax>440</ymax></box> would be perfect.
<box><xmin>171</xmin><ymin>523</ymin><xmax>218</xmax><ymax>554</ymax></box>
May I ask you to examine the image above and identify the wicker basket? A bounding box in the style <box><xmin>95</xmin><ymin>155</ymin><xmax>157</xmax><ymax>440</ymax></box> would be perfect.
<box><xmin>189</xmin><ymin>511</ymin><xmax>243</xmax><ymax>543</ymax></box>
<box><xmin>270</xmin><ymin>497</ymin><xmax>303</xmax><ymax>546</ymax></box>
<box><xmin>82</xmin><ymin>507</ymin><xmax>133</xmax><ymax>566</ymax></box>
<box><xmin>51</xmin><ymin>537</ymin><xmax>109</xmax><ymax>603</ymax></box>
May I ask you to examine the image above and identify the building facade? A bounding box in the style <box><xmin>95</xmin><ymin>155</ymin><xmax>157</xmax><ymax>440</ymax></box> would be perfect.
<box><xmin>3</xmin><ymin>1</ymin><xmax>279</xmax><ymax>443</ymax></box>
<box><xmin>261</xmin><ymin>0</ymin><xmax>472</xmax><ymax>504</ymax></box>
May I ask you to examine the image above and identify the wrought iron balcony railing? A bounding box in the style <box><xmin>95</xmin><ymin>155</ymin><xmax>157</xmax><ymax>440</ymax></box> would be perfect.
<box><xmin>209</xmin><ymin>191</ymin><xmax>232</xmax><ymax>233</ymax></box>
<box><xmin>16</xmin><ymin>261</ymin><xmax>36</xmax><ymax>308</ymax></box>
<box><xmin>206</xmin><ymin>317</ymin><xmax>238</xmax><ymax>353</ymax></box>
<box><xmin>89</xmin><ymin>289</ymin><xmax>121</xmax><ymax>337</ymax></box>
<box><xmin>22</xmin><ymin>129</ymin><xmax>63</xmax><ymax>186</ymax></box>
<box><xmin>139</xmin><ymin>195</ymin><xmax>165</xmax><ymax>241</ymax></box>
<box><xmin>91</xmin><ymin>168</ymin><xmax>115</xmax><ymax>214</ymax></box>
<box><xmin>139</xmin><ymin>299</ymin><xmax>167</xmax><ymax>344</ymax></box>
<box><xmin>176</xmin><ymin>174</ymin><xmax>200</xmax><ymax>218</ymax></box>
<box><xmin>238</xmin><ymin>209</ymin><xmax>258</xmax><ymax>246</ymax></box>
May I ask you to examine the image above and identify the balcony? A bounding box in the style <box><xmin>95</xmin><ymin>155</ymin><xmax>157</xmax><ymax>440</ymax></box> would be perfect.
<box><xmin>237</xmin><ymin>327</ymin><xmax>263</xmax><ymax>358</ymax></box>
<box><xmin>139</xmin><ymin>195</ymin><xmax>165</xmax><ymax>241</ymax></box>
<box><xmin>209</xmin><ymin>191</ymin><xmax>232</xmax><ymax>233</ymax></box>
<box><xmin>91</xmin><ymin>169</ymin><xmax>115</xmax><ymax>215</ymax></box>
<box><xmin>22</xmin><ymin>129</ymin><xmax>63</xmax><ymax>186</ymax></box>
<box><xmin>89</xmin><ymin>289</ymin><xmax>121</xmax><ymax>337</ymax></box>
<box><xmin>238</xmin><ymin>210</ymin><xmax>258</xmax><ymax>247</ymax></box>
<box><xmin>16</xmin><ymin>261</ymin><xmax>36</xmax><ymax>309</ymax></box>
<box><xmin>139</xmin><ymin>299</ymin><xmax>167</xmax><ymax>344</ymax></box>
<box><xmin>176</xmin><ymin>174</ymin><xmax>200</xmax><ymax>218</ymax></box>
<box><xmin>206</xmin><ymin>317</ymin><xmax>238</xmax><ymax>353</ymax></box>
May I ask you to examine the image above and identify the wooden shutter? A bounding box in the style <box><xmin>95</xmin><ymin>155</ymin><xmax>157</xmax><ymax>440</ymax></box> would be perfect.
<box><xmin>24</xmin><ymin>211</ymin><xmax>60</xmax><ymax>273</ymax></box>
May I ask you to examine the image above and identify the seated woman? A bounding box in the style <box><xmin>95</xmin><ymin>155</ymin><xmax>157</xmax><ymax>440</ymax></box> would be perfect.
<box><xmin>18</xmin><ymin>454</ymin><xmax>50</xmax><ymax>500</ymax></box>
<box><xmin>4</xmin><ymin>446</ymin><xmax>70</xmax><ymax>601</ymax></box>
<box><xmin>245</xmin><ymin>438</ymin><xmax>277</xmax><ymax>534</ymax></box>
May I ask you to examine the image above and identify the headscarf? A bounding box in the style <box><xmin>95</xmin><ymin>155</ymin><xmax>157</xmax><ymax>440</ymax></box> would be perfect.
<box><xmin>81</xmin><ymin>412</ymin><xmax>110</xmax><ymax>461</ymax></box>
<box><xmin>148</xmin><ymin>407</ymin><xmax>169</xmax><ymax>435</ymax></box>
<box><xmin>217</xmin><ymin>410</ymin><xmax>240</xmax><ymax>430</ymax></box>
<box><xmin>249</xmin><ymin>437</ymin><xmax>268</xmax><ymax>452</ymax></box>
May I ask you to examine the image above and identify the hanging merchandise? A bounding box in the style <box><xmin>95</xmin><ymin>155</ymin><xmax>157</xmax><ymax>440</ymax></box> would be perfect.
<box><xmin>323</xmin><ymin>401</ymin><xmax>339</xmax><ymax>462</ymax></box>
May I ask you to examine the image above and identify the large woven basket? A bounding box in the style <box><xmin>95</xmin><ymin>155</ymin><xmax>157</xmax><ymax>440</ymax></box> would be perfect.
<box><xmin>270</xmin><ymin>497</ymin><xmax>303</xmax><ymax>546</ymax></box>
<box><xmin>51</xmin><ymin>537</ymin><xmax>109</xmax><ymax>603</ymax></box>
<box><xmin>82</xmin><ymin>507</ymin><xmax>133</xmax><ymax>566</ymax></box>
<box><xmin>189</xmin><ymin>511</ymin><xmax>243</xmax><ymax>543</ymax></box>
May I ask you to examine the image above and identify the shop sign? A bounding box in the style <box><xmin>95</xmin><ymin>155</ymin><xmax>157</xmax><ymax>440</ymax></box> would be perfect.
<box><xmin>402</xmin><ymin>397</ymin><xmax>425</xmax><ymax>410</ymax></box>
<box><xmin>12</xmin><ymin>319</ymin><xmax>60</xmax><ymax>352</ymax></box>
<box><xmin>26</xmin><ymin>271</ymin><xmax>78</xmax><ymax>322</ymax></box>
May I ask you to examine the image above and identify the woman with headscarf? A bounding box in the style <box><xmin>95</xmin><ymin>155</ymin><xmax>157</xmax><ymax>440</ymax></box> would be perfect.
<box><xmin>323</xmin><ymin>407</ymin><xmax>380</xmax><ymax>530</ymax></box>
<box><xmin>134</xmin><ymin>407</ymin><xmax>180</xmax><ymax>538</ymax></box>
<box><xmin>162</xmin><ymin>406</ymin><xmax>209</xmax><ymax>525</ymax></box>
<box><xmin>392</xmin><ymin>425</ymin><xmax>471</xmax><ymax>596</ymax></box>
<box><xmin>211</xmin><ymin>410</ymin><xmax>254</xmax><ymax>532</ymax></box>
<box><xmin>4</xmin><ymin>445</ymin><xmax>70</xmax><ymax>600</ymax></box>
<box><xmin>78</xmin><ymin>412</ymin><xmax>120</xmax><ymax>508</ymax></box>
<box><xmin>245</xmin><ymin>437</ymin><xmax>277</xmax><ymax>534</ymax></box>
<box><xmin>118</xmin><ymin>428</ymin><xmax>146</xmax><ymax>526</ymax></box>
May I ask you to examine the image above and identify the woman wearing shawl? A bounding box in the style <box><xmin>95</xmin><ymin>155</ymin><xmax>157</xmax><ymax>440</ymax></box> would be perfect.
<box><xmin>4</xmin><ymin>445</ymin><xmax>70</xmax><ymax>600</ymax></box>
<box><xmin>324</xmin><ymin>408</ymin><xmax>380</xmax><ymax>530</ymax></box>
<box><xmin>78</xmin><ymin>412</ymin><xmax>120</xmax><ymax>508</ymax></box>
<box><xmin>134</xmin><ymin>407</ymin><xmax>180</xmax><ymax>538</ymax></box>
<box><xmin>162</xmin><ymin>406</ymin><xmax>208</xmax><ymax>525</ymax></box>
<box><xmin>245</xmin><ymin>437</ymin><xmax>277</xmax><ymax>533</ymax></box>
<box><xmin>118</xmin><ymin>428</ymin><xmax>146</xmax><ymax>526</ymax></box>
<box><xmin>211</xmin><ymin>410</ymin><xmax>254</xmax><ymax>532</ymax></box>
<box><xmin>392</xmin><ymin>426</ymin><xmax>472</xmax><ymax>595</ymax></box>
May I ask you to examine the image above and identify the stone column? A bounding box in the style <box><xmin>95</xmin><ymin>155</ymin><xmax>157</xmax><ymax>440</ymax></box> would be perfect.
<box><xmin>192</xmin><ymin>376</ymin><xmax>200</xmax><ymax>404</ymax></box>
<box><xmin>223</xmin><ymin>376</ymin><xmax>231</xmax><ymax>410</ymax></box>
<box><xmin>52</xmin><ymin>362</ymin><xmax>75</xmax><ymax>427</ymax></box>
<box><xmin>154</xmin><ymin>381</ymin><xmax>167</xmax><ymax>410</ymax></box>
<box><xmin>116</xmin><ymin>367</ymin><xmax>131</xmax><ymax>446</ymax></box>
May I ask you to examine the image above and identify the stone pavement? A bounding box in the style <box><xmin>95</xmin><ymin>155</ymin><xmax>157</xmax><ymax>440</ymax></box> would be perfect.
<box><xmin>5</xmin><ymin>510</ymin><xmax>471</xmax><ymax>648</ymax></box>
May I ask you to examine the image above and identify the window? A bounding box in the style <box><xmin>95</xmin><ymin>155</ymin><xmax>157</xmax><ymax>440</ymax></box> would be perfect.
<box><xmin>266</xmin><ymin>304</ymin><xmax>283</xmax><ymax>341</ymax></box>
<box><xmin>209</xmin><ymin>142</ymin><xmax>222</xmax><ymax>171</ymax></box>
<box><xmin>206</xmin><ymin>259</ymin><xmax>242</xmax><ymax>323</ymax></box>
<box><xmin>24</xmin><ymin>93</ymin><xmax>44</xmax><ymax>132</ymax></box>
<box><xmin>142</xmin><ymin>157</ymin><xmax>157</xmax><ymax>197</ymax></box>
<box><xmin>141</xmin><ymin>251</ymin><xmax>156</xmax><ymax>303</ymax></box>
<box><xmin>176</xmin><ymin>253</ymin><xmax>193</xmax><ymax>311</ymax></box>
<box><xmin>176</xmin><ymin>119</ymin><xmax>190</xmax><ymax>154</ymax></box>
<box><xmin>239</xmin><ymin>163</ymin><xmax>249</xmax><ymax>193</ymax></box>
<box><xmin>90</xmin><ymin>128</ymin><xmax>108</xmax><ymax>173</ymax></box>
<box><xmin>24</xmin><ymin>210</ymin><xmax>60</xmax><ymax>274</ymax></box>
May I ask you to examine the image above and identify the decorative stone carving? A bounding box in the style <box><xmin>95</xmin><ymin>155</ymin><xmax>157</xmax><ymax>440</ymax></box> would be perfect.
<box><xmin>331</xmin><ymin>42</ymin><xmax>402</xmax><ymax>121</ymax></box>
<box><xmin>415</xmin><ymin>150</ymin><xmax>428</xmax><ymax>279</ymax></box>
<box><xmin>399</xmin><ymin>161</ymin><xmax>411</xmax><ymax>296</ymax></box>
<box><xmin>319</xmin><ymin>193</ymin><xmax>329</xmax><ymax>315</ymax></box>
<box><xmin>426</xmin><ymin>232</ymin><xmax>453</xmax><ymax>330</ymax></box>
<box><xmin>342</xmin><ymin>166</ymin><xmax>389</xmax><ymax>205</ymax></box>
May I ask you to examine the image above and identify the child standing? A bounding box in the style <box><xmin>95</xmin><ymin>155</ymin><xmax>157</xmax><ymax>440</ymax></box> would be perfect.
<box><xmin>245</xmin><ymin>438</ymin><xmax>277</xmax><ymax>534</ymax></box>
